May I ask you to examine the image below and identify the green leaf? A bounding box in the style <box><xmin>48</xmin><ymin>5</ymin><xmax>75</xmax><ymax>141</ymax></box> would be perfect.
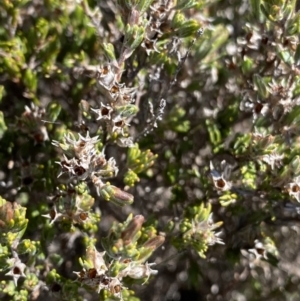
<box><xmin>174</xmin><ymin>0</ymin><xmax>200</xmax><ymax>10</ymax></box>
<box><xmin>171</xmin><ymin>12</ymin><xmax>186</xmax><ymax>29</ymax></box>
<box><xmin>250</xmin><ymin>0</ymin><xmax>264</xmax><ymax>21</ymax></box>
<box><xmin>241</xmin><ymin>56</ymin><xmax>254</xmax><ymax>74</ymax></box>
<box><xmin>287</xmin><ymin>11</ymin><xmax>300</xmax><ymax>35</ymax></box>
<box><xmin>102</xmin><ymin>43</ymin><xmax>117</xmax><ymax>62</ymax></box>
<box><xmin>253</xmin><ymin>74</ymin><xmax>269</xmax><ymax>99</ymax></box>
<box><xmin>0</xmin><ymin>111</ymin><xmax>7</xmax><ymax>139</ymax></box>
<box><xmin>115</xmin><ymin>104</ymin><xmax>139</xmax><ymax>119</ymax></box>
<box><xmin>295</xmin><ymin>43</ymin><xmax>300</xmax><ymax>66</ymax></box>
<box><xmin>137</xmin><ymin>0</ymin><xmax>154</xmax><ymax>14</ymax></box>
<box><xmin>125</xmin><ymin>24</ymin><xmax>144</xmax><ymax>50</ymax></box>
<box><xmin>47</xmin><ymin>102</ymin><xmax>61</xmax><ymax>123</ymax></box>
<box><xmin>177</xmin><ymin>20</ymin><xmax>200</xmax><ymax>38</ymax></box>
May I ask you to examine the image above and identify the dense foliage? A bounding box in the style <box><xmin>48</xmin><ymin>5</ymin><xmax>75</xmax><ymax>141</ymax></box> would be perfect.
<box><xmin>0</xmin><ymin>0</ymin><xmax>300</xmax><ymax>300</ymax></box>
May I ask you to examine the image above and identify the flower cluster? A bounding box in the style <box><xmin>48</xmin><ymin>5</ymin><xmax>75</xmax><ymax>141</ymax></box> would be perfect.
<box><xmin>74</xmin><ymin>247</ymin><xmax>158</xmax><ymax>297</ymax></box>
<box><xmin>42</xmin><ymin>184</ymin><xmax>94</xmax><ymax>226</ymax></box>
<box><xmin>238</xmin><ymin>20</ymin><xmax>299</xmax><ymax>124</ymax></box>
<box><xmin>140</xmin><ymin>1</ymin><xmax>173</xmax><ymax>55</ymax></box>
<box><xmin>75</xmin><ymin>65</ymin><xmax>138</xmax><ymax>147</ymax></box>
<box><xmin>176</xmin><ymin>204</ymin><xmax>224</xmax><ymax>258</ymax></box>
<box><xmin>17</xmin><ymin>103</ymin><xmax>49</xmax><ymax>143</ymax></box>
<box><xmin>0</xmin><ymin>199</ymin><xmax>29</xmax><ymax>285</ymax></box>
<box><xmin>52</xmin><ymin>132</ymin><xmax>133</xmax><ymax>206</ymax></box>
<box><xmin>53</xmin><ymin>132</ymin><xmax>115</xmax><ymax>180</ymax></box>
<box><xmin>74</xmin><ymin>215</ymin><xmax>165</xmax><ymax>297</ymax></box>
<box><xmin>189</xmin><ymin>213</ymin><xmax>224</xmax><ymax>246</ymax></box>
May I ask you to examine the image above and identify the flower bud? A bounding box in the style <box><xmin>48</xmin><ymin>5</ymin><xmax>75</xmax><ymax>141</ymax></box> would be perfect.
<box><xmin>171</xmin><ymin>12</ymin><xmax>185</xmax><ymax>29</ymax></box>
<box><xmin>124</xmin><ymin>169</ymin><xmax>140</xmax><ymax>187</ymax></box>
<box><xmin>0</xmin><ymin>200</ymin><xmax>14</xmax><ymax>228</ymax></box>
<box><xmin>79</xmin><ymin>100</ymin><xmax>90</xmax><ymax>115</ymax></box>
<box><xmin>98</xmin><ymin>158</ymin><xmax>119</xmax><ymax>179</ymax></box>
<box><xmin>136</xmin><ymin>235</ymin><xmax>165</xmax><ymax>262</ymax></box>
<box><xmin>121</xmin><ymin>215</ymin><xmax>144</xmax><ymax>245</ymax></box>
<box><xmin>0</xmin><ymin>199</ymin><xmax>28</xmax><ymax>245</ymax></box>
<box><xmin>16</xmin><ymin>239</ymin><xmax>37</xmax><ymax>255</ymax></box>
<box><xmin>143</xmin><ymin>235</ymin><xmax>165</xmax><ymax>251</ymax></box>
<box><xmin>99</xmin><ymin>184</ymin><xmax>134</xmax><ymax>206</ymax></box>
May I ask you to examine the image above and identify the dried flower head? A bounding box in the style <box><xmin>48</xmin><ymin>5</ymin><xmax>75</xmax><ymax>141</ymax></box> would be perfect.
<box><xmin>260</xmin><ymin>152</ymin><xmax>284</xmax><ymax>170</ymax></box>
<box><xmin>17</xmin><ymin>103</ymin><xmax>49</xmax><ymax>143</ymax></box>
<box><xmin>119</xmin><ymin>262</ymin><xmax>158</xmax><ymax>284</ymax></box>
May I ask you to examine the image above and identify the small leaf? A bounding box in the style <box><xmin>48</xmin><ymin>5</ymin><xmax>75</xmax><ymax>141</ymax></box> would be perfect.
<box><xmin>177</xmin><ymin>20</ymin><xmax>200</xmax><ymax>38</ymax></box>
<box><xmin>47</xmin><ymin>103</ymin><xmax>61</xmax><ymax>123</ymax></box>
<box><xmin>137</xmin><ymin>0</ymin><xmax>154</xmax><ymax>14</ymax></box>
<box><xmin>0</xmin><ymin>111</ymin><xmax>7</xmax><ymax>139</ymax></box>
<box><xmin>253</xmin><ymin>74</ymin><xmax>269</xmax><ymax>99</ymax></box>
<box><xmin>102</xmin><ymin>43</ymin><xmax>117</xmax><ymax>62</ymax></box>
<box><xmin>294</xmin><ymin>42</ymin><xmax>300</xmax><ymax>66</ymax></box>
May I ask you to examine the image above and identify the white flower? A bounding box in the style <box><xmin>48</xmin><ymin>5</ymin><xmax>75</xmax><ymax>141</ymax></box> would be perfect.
<box><xmin>261</xmin><ymin>152</ymin><xmax>284</xmax><ymax>170</ymax></box>
<box><xmin>210</xmin><ymin>161</ymin><xmax>232</xmax><ymax>191</ymax></box>
<box><xmin>91</xmin><ymin>103</ymin><xmax>113</xmax><ymax>120</ymax></box>
<box><xmin>5</xmin><ymin>257</ymin><xmax>26</xmax><ymax>286</ymax></box>
<box><xmin>248</xmin><ymin>239</ymin><xmax>268</xmax><ymax>260</ymax></box>
<box><xmin>286</xmin><ymin>176</ymin><xmax>300</xmax><ymax>202</ymax></box>
<box><xmin>42</xmin><ymin>205</ymin><xmax>63</xmax><ymax>225</ymax></box>
<box><xmin>110</xmin><ymin>116</ymin><xmax>130</xmax><ymax>136</ymax></box>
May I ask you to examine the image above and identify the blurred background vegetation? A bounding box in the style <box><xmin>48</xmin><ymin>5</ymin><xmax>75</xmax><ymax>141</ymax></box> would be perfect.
<box><xmin>0</xmin><ymin>0</ymin><xmax>300</xmax><ymax>300</ymax></box>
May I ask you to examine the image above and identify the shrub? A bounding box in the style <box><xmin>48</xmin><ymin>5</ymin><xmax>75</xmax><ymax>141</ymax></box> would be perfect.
<box><xmin>0</xmin><ymin>0</ymin><xmax>300</xmax><ymax>300</ymax></box>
